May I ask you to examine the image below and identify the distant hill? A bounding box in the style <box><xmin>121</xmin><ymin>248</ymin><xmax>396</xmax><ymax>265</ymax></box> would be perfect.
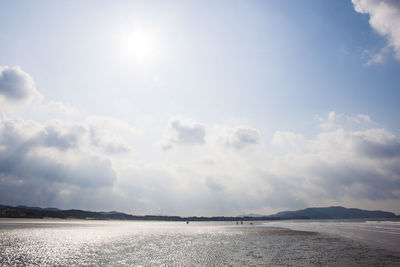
<box><xmin>0</xmin><ymin>204</ymin><xmax>278</xmax><ymax>221</ymax></box>
<box><xmin>239</xmin><ymin>213</ymin><xmax>264</xmax><ymax>217</ymax></box>
<box><xmin>0</xmin><ymin>205</ymin><xmax>158</xmax><ymax>220</ymax></box>
<box><xmin>270</xmin><ymin>206</ymin><xmax>396</xmax><ymax>219</ymax></box>
<box><xmin>17</xmin><ymin>205</ymin><xmax>61</xmax><ymax>211</ymax></box>
<box><xmin>0</xmin><ymin>204</ymin><xmax>397</xmax><ymax>221</ymax></box>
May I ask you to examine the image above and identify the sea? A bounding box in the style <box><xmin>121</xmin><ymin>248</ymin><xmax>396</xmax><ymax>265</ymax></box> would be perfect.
<box><xmin>1</xmin><ymin>218</ymin><xmax>399</xmax><ymax>266</ymax></box>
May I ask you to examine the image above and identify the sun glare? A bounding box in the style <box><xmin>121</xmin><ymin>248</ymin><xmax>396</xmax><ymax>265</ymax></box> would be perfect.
<box><xmin>117</xmin><ymin>28</ymin><xmax>159</xmax><ymax>64</ymax></box>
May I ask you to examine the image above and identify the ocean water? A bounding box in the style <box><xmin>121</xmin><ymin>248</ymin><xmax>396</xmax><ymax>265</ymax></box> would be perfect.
<box><xmin>1</xmin><ymin>219</ymin><xmax>400</xmax><ymax>266</ymax></box>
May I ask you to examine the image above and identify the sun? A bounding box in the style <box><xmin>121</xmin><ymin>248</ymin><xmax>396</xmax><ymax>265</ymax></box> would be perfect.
<box><xmin>116</xmin><ymin>27</ymin><xmax>159</xmax><ymax>64</ymax></box>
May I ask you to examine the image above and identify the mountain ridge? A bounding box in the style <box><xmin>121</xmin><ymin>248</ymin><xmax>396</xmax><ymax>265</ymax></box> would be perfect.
<box><xmin>0</xmin><ymin>204</ymin><xmax>398</xmax><ymax>220</ymax></box>
<box><xmin>270</xmin><ymin>206</ymin><xmax>397</xmax><ymax>219</ymax></box>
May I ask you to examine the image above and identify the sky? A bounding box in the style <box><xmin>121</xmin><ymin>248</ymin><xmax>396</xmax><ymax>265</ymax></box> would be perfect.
<box><xmin>0</xmin><ymin>0</ymin><xmax>400</xmax><ymax>216</ymax></box>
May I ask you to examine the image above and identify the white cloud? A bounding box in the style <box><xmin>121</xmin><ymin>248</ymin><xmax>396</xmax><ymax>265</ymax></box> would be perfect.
<box><xmin>221</xmin><ymin>126</ymin><xmax>261</xmax><ymax>150</ymax></box>
<box><xmin>311</xmin><ymin>126</ymin><xmax>400</xmax><ymax>159</ymax></box>
<box><xmin>317</xmin><ymin>111</ymin><xmax>374</xmax><ymax>131</ymax></box>
<box><xmin>0</xmin><ymin>63</ymin><xmax>399</xmax><ymax>215</ymax></box>
<box><xmin>161</xmin><ymin>117</ymin><xmax>205</xmax><ymax>150</ymax></box>
<box><xmin>0</xmin><ymin>66</ymin><xmax>42</xmax><ymax>103</ymax></box>
<box><xmin>1</xmin><ymin>111</ymin><xmax>400</xmax><ymax>214</ymax></box>
<box><xmin>87</xmin><ymin>116</ymin><xmax>138</xmax><ymax>154</ymax></box>
<box><xmin>0</xmin><ymin>117</ymin><xmax>117</xmax><ymax>189</ymax></box>
<box><xmin>205</xmin><ymin>176</ymin><xmax>225</xmax><ymax>191</ymax></box>
<box><xmin>303</xmin><ymin>126</ymin><xmax>400</xmax><ymax>200</ymax></box>
<box><xmin>272</xmin><ymin>131</ymin><xmax>305</xmax><ymax>151</ymax></box>
<box><xmin>87</xmin><ymin>116</ymin><xmax>140</xmax><ymax>137</ymax></box>
<box><xmin>34</xmin><ymin>100</ymin><xmax>81</xmax><ymax>118</ymax></box>
<box><xmin>352</xmin><ymin>0</ymin><xmax>400</xmax><ymax>63</ymax></box>
<box><xmin>364</xmin><ymin>46</ymin><xmax>391</xmax><ymax>65</ymax></box>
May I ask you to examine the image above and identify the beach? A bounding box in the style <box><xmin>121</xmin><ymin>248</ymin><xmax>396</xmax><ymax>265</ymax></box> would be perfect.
<box><xmin>1</xmin><ymin>219</ymin><xmax>399</xmax><ymax>266</ymax></box>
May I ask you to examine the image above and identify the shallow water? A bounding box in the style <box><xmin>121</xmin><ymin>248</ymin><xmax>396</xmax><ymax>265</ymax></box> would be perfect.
<box><xmin>1</xmin><ymin>219</ymin><xmax>399</xmax><ymax>266</ymax></box>
<box><xmin>265</xmin><ymin>219</ymin><xmax>400</xmax><ymax>253</ymax></box>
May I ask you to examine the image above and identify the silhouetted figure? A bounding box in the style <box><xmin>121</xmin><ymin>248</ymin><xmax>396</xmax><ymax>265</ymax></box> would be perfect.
<box><xmin>186</xmin><ymin>221</ymin><xmax>189</xmax><ymax>224</ymax></box>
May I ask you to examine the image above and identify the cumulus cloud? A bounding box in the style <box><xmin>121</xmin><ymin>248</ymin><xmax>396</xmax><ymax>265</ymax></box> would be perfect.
<box><xmin>354</xmin><ymin>128</ymin><xmax>400</xmax><ymax>158</ymax></box>
<box><xmin>0</xmin><ymin>115</ymin><xmax>143</xmax><ymax>211</ymax></box>
<box><xmin>308</xmin><ymin>161</ymin><xmax>399</xmax><ymax>200</ymax></box>
<box><xmin>0</xmin><ymin>66</ymin><xmax>42</xmax><ymax>102</ymax></box>
<box><xmin>90</xmin><ymin>129</ymin><xmax>131</xmax><ymax>154</ymax></box>
<box><xmin>352</xmin><ymin>0</ymin><xmax>400</xmax><ymax>63</ymax></box>
<box><xmin>161</xmin><ymin>117</ymin><xmax>205</xmax><ymax>150</ymax></box>
<box><xmin>264</xmin><ymin>113</ymin><xmax>400</xmax><ymax>212</ymax></box>
<box><xmin>87</xmin><ymin>116</ymin><xmax>136</xmax><ymax>154</ymax></box>
<box><xmin>221</xmin><ymin>126</ymin><xmax>261</xmax><ymax>150</ymax></box>
<box><xmin>317</xmin><ymin>111</ymin><xmax>373</xmax><ymax>131</ymax></box>
<box><xmin>0</xmin><ymin>173</ymin><xmax>121</xmax><ymax>211</ymax></box>
<box><xmin>260</xmin><ymin>174</ymin><xmax>308</xmax><ymax>210</ymax></box>
<box><xmin>0</xmin><ymin>117</ymin><xmax>117</xmax><ymax>188</ymax></box>
<box><xmin>118</xmin><ymin>114</ymin><xmax>400</xmax><ymax>214</ymax></box>
<box><xmin>272</xmin><ymin>131</ymin><xmax>305</xmax><ymax>151</ymax></box>
<box><xmin>304</xmin><ymin>126</ymin><xmax>400</xmax><ymax>201</ymax></box>
<box><xmin>33</xmin><ymin>100</ymin><xmax>81</xmax><ymax>119</ymax></box>
<box><xmin>1</xmin><ymin>111</ymin><xmax>400</xmax><ymax>214</ymax></box>
<box><xmin>0</xmin><ymin>66</ymin><xmax>141</xmax><ymax>210</ymax></box>
<box><xmin>205</xmin><ymin>176</ymin><xmax>225</xmax><ymax>191</ymax></box>
<box><xmin>41</xmin><ymin>121</ymin><xmax>86</xmax><ymax>150</ymax></box>
<box><xmin>0</xmin><ymin>118</ymin><xmax>84</xmax><ymax>151</ymax></box>
<box><xmin>0</xmin><ymin>66</ymin><xmax>399</xmax><ymax>215</ymax></box>
<box><xmin>311</xmin><ymin>126</ymin><xmax>400</xmax><ymax>159</ymax></box>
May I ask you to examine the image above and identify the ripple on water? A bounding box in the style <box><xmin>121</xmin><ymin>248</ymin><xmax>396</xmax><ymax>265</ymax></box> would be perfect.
<box><xmin>1</xmin><ymin>220</ymin><xmax>400</xmax><ymax>266</ymax></box>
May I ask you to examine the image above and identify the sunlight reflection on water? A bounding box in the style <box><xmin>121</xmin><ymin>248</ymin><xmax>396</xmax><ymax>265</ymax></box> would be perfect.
<box><xmin>1</xmin><ymin>219</ymin><xmax>400</xmax><ymax>266</ymax></box>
